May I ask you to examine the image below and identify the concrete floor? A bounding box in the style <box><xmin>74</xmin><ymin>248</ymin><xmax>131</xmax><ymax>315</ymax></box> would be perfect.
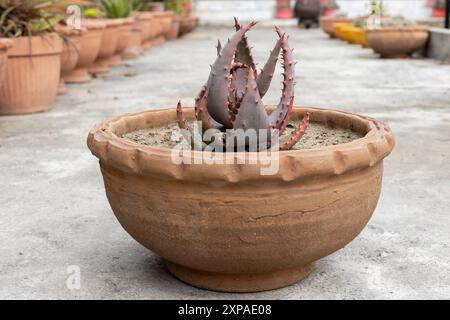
<box><xmin>1</xmin><ymin>27</ymin><xmax>450</xmax><ymax>300</ymax></box>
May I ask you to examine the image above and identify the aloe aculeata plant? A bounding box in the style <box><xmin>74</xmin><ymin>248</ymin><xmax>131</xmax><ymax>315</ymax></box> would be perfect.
<box><xmin>176</xmin><ymin>18</ymin><xmax>310</xmax><ymax>152</ymax></box>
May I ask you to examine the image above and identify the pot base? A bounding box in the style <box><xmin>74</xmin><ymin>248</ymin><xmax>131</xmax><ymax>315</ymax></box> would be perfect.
<box><xmin>166</xmin><ymin>261</ymin><xmax>314</xmax><ymax>293</ymax></box>
<box><xmin>107</xmin><ymin>54</ymin><xmax>122</xmax><ymax>67</ymax></box>
<box><xmin>88</xmin><ymin>59</ymin><xmax>110</xmax><ymax>74</ymax></box>
<box><xmin>65</xmin><ymin>68</ymin><xmax>91</xmax><ymax>83</ymax></box>
<box><xmin>380</xmin><ymin>54</ymin><xmax>409</xmax><ymax>59</ymax></box>
<box><xmin>142</xmin><ymin>40</ymin><xmax>153</xmax><ymax>50</ymax></box>
<box><xmin>58</xmin><ymin>79</ymin><xmax>68</xmax><ymax>96</ymax></box>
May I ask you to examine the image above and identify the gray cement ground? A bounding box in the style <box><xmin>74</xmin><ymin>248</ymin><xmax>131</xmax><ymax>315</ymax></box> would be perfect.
<box><xmin>1</xmin><ymin>27</ymin><xmax>450</xmax><ymax>300</ymax></box>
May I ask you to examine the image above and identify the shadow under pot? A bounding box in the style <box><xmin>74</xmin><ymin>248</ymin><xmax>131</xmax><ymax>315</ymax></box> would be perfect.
<box><xmin>0</xmin><ymin>34</ymin><xmax>62</xmax><ymax>115</ymax></box>
<box><xmin>64</xmin><ymin>20</ymin><xmax>105</xmax><ymax>84</ymax></box>
<box><xmin>88</xmin><ymin>19</ymin><xmax>123</xmax><ymax>75</ymax></box>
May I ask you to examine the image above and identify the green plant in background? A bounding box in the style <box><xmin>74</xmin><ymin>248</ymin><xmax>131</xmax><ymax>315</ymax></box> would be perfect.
<box><xmin>369</xmin><ymin>0</ymin><xmax>385</xmax><ymax>16</ymax></box>
<box><xmin>323</xmin><ymin>0</ymin><xmax>339</xmax><ymax>10</ymax></box>
<box><xmin>164</xmin><ymin>0</ymin><xmax>183</xmax><ymax>15</ymax></box>
<box><xmin>0</xmin><ymin>0</ymin><xmax>78</xmax><ymax>37</ymax></box>
<box><xmin>353</xmin><ymin>18</ymin><xmax>364</xmax><ymax>28</ymax></box>
<box><xmin>101</xmin><ymin>0</ymin><xmax>132</xmax><ymax>18</ymax></box>
<box><xmin>433</xmin><ymin>0</ymin><xmax>446</xmax><ymax>9</ymax></box>
<box><xmin>132</xmin><ymin>0</ymin><xmax>153</xmax><ymax>11</ymax></box>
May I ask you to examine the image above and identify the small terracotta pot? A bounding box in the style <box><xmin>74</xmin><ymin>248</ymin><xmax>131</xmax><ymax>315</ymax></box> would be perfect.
<box><xmin>0</xmin><ymin>34</ymin><xmax>63</xmax><ymax>115</ymax></box>
<box><xmin>108</xmin><ymin>18</ymin><xmax>134</xmax><ymax>67</ymax></box>
<box><xmin>166</xmin><ymin>15</ymin><xmax>181</xmax><ymax>40</ymax></box>
<box><xmin>320</xmin><ymin>17</ymin><xmax>351</xmax><ymax>38</ymax></box>
<box><xmin>179</xmin><ymin>16</ymin><xmax>198</xmax><ymax>36</ymax></box>
<box><xmin>159</xmin><ymin>11</ymin><xmax>175</xmax><ymax>39</ymax></box>
<box><xmin>149</xmin><ymin>12</ymin><xmax>168</xmax><ymax>46</ymax></box>
<box><xmin>0</xmin><ymin>39</ymin><xmax>13</xmax><ymax>89</ymax></box>
<box><xmin>134</xmin><ymin>12</ymin><xmax>154</xmax><ymax>51</ymax></box>
<box><xmin>365</xmin><ymin>26</ymin><xmax>429</xmax><ymax>58</ymax></box>
<box><xmin>87</xmin><ymin>107</ymin><xmax>395</xmax><ymax>293</ymax></box>
<box><xmin>56</xmin><ymin>26</ymin><xmax>84</xmax><ymax>95</ymax></box>
<box><xmin>122</xmin><ymin>22</ymin><xmax>143</xmax><ymax>60</ymax></box>
<box><xmin>65</xmin><ymin>20</ymin><xmax>105</xmax><ymax>84</ymax></box>
<box><xmin>88</xmin><ymin>19</ymin><xmax>123</xmax><ymax>74</ymax></box>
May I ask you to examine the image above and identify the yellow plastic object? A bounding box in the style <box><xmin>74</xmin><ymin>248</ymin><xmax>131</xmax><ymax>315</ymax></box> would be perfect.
<box><xmin>353</xmin><ymin>28</ymin><xmax>368</xmax><ymax>48</ymax></box>
<box><xmin>333</xmin><ymin>23</ymin><xmax>355</xmax><ymax>43</ymax></box>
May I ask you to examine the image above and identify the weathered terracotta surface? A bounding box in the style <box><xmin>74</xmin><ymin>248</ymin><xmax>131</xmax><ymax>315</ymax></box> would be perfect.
<box><xmin>320</xmin><ymin>16</ymin><xmax>352</xmax><ymax>38</ymax></box>
<box><xmin>88</xmin><ymin>107</ymin><xmax>395</xmax><ymax>292</ymax></box>
<box><xmin>0</xmin><ymin>38</ymin><xmax>12</xmax><ymax>90</ymax></box>
<box><xmin>0</xmin><ymin>34</ymin><xmax>62</xmax><ymax>115</ymax></box>
<box><xmin>65</xmin><ymin>20</ymin><xmax>105</xmax><ymax>83</ymax></box>
<box><xmin>88</xmin><ymin>19</ymin><xmax>123</xmax><ymax>74</ymax></box>
<box><xmin>57</xmin><ymin>26</ymin><xmax>84</xmax><ymax>95</ymax></box>
<box><xmin>365</xmin><ymin>26</ymin><xmax>429</xmax><ymax>58</ymax></box>
<box><xmin>122</xmin><ymin>22</ymin><xmax>143</xmax><ymax>60</ymax></box>
<box><xmin>108</xmin><ymin>18</ymin><xmax>134</xmax><ymax>67</ymax></box>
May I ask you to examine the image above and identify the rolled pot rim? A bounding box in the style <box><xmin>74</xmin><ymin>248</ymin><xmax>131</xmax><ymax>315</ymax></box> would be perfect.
<box><xmin>87</xmin><ymin>106</ymin><xmax>395</xmax><ymax>182</ymax></box>
<box><xmin>0</xmin><ymin>38</ymin><xmax>13</xmax><ymax>50</ymax></box>
<box><xmin>365</xmin><ymin>26</ymin><xmax>429</xmax><ymax>33</ymax></box>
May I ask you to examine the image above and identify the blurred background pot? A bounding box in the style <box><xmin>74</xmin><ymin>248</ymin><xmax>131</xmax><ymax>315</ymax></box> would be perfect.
<box><xmin>65</xmin><ymin>20</ymin><xmax>105</xmax><ymax>84</ymax></box>
<box><xmin>108</xmin><ymin>18</ymin><xmax>134</xmax><ymax>67</ymax></box>
<box><xmin>56</xmin><ymin>26</ymin><xmax>84</xmax><ymax>95</ymax></box>
<box><xmin>366</xmin><ymin>26</ymin><xmax>429</xmax><ymax>58</ymax></box>
<box><xmin>122</xmin><ymin>21</ymin><xmax>143</xmax><ymax>59</ymax></box>
<box><xmin>320</xmin><ymin>16</ymin><xmax>351</xmax><ymax>38</ymax></box>
<box><xmin>0</xmin><ymin>34</ymin><xmax>62</xmax><ymax>115</ymax></box>
<box><xmin>88</xmin><ymin>19</ymin><xmax>123</xmax><ymax>74</ymax></box>
<box><xmin>294</xmin><ymin>0</ymin><xmax>321</xmax><ymax>28</ymax></box>
<box><xmin>166</xmin><ymin>15</ymin><xmax>181</xmax><ymax>40</ymax></box>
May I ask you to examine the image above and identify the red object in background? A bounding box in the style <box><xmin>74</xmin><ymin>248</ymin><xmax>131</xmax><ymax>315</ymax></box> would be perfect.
<box><xmin>433</xmin><ymin>8</ymin><xmax>446</xmax><ymax>17</ymax></box>
<box><xmin>323</xmin><ymin>8</ymin><xmax>336</xmax><ymax>16</ymax></box>
<box><xmin>183</xmin><ymin>0</ymin><xmax>191</xmax><ymax>16</ymax></box>
<box><xmin>276</xmin><ymin>0</ymin><xmax>293</xmax><ymax>19</ymax></box>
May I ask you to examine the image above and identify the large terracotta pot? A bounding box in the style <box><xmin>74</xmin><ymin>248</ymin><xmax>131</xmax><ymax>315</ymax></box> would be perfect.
<box><xmin>108</xmin><ymin>18</ymin><xmax>134</xmax><ymax>67</ymax></box>
<box><xmin>320</xmin><ymin>16</ymin><xmax>352</xmax><ymax>38</ymax></box>
<box><xmin>0</xmin><ymin>34</ymin><xmax>62</xmax><ymax>115</ymax></box>
<box><xmin>65</xmin><ymin>20</ymin><xmax>105</xmax><ymax>84</ymax></box>
<box><xmin>365</xmin><ymin>26</ymin><xmax>429</xmax><ymax>58</ymax></box>
<box><xmin>56</xmin><ymin>26</ymin><xmax>84</xmax><ymax>95</ymax></box>
<box><xmin>87</xmin><ymin>107</ymin><xmax>395</xmax><ymax>293</ymax></box>
<box><xmin>166</xmin><ymin>15</ymin><xmax>181</xmax><ymax>40</ymax></box>
<box><xmin>88</xmin><ymin>19</ymin><xmax>123</xmax><ymax>74</ymax></box>
<box><xmin>0</xmin><ymin>39</ymin><xmax>12</xmax><ymax>89</ymax></box>
<box><xmin>122</xmin><ymin>22</ymin><xmax>143</xmax><ymax>60</ymax></box>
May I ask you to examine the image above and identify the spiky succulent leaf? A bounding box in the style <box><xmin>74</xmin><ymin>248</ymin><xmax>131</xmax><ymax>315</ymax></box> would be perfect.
<box><xmin>269</xmin><ymin>26</ymin><xmax>295</xmax><ymax>130</ymax></box>
<box><xmin>257</xmin><ymin>36</ymin><xmax>282</xmax><ymax>98</ymax></box>
<box><xmin>205</xmin><ymin>21</ymin><xmax>257</xmax><ymax>129</ymax></box>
